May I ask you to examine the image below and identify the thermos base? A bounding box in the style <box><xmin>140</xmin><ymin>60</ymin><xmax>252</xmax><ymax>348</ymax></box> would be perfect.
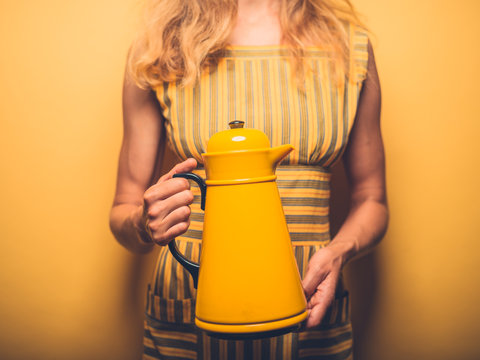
<box><xmin>206</xmin><ymin>325</ymin><xmax>300</xmax><ymax>340</ymax></box>
<box><xmin>195</xmin><ymin>310</ymin><xmax>308</xmax><ymax>339</ymax></box>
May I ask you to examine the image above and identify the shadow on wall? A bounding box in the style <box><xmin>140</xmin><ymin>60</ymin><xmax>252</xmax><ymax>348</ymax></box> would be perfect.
<box><xmin>330</xmin><ymin>162</ymin><xmax>381</xmax><ymax>359</ymax></box>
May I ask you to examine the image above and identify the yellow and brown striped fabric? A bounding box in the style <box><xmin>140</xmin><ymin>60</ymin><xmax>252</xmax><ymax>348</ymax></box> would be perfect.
<box><xmin>145</xmin><ymin>23</ymin><xmax>368</xmax><ymax>360</ymax></box>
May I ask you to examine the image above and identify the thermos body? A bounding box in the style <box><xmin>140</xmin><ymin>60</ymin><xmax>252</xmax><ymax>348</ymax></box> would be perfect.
<box><xmin>196</xmin><ymin>181</ymin><xmax>307</xmax><ymax>330</ymax></box>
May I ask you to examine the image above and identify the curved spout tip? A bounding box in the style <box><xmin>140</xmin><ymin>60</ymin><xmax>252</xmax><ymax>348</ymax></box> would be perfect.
<box><xmin>269</xmin><ymin>144</ymin><xmax>294</xmax><ymax>167</ymax></box>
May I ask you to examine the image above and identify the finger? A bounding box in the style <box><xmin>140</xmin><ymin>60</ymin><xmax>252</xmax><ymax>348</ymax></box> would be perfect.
<box><xmin>305</xmin><ymin>275</ymin><xmax>339</xmax><ymax>328</ymax></box>
<box><xmin>148</xmin><ymin>203</ymin><xmax>191</xmax><ymax>232</ymax></box>
<box><xmin>301</xmin><ymin>250</ymin><xmax>334</xmax><ymax>298</ymax></box>
<box><xmin>306</xmin><ymin>298</ymin><xmax>329</xmax><ymax>328</ymax></box>
<box><xmin>159</xmin><ymin>158</ymin><xmax>197</xmax><ymax>182</ymax></box>
<box><xmin>160</xmin><ymin>220</ymin><xmax>191</xmax><ymax>246</ymax></box>
<box><xmin>305</xmin><ymin>289</ymin><xmax>334</xmax><ymax>328</ymax></box>
<box><xmin>302</xmin><ymin>268</ymin><xmax>328</xmax><ymax>299</ymax></box>
<box><xmin>160</xmin><ymin>205</ymin><xmax>192</xmax><ymax>232</ymax></box>
<box><xmin>145</xmin><ymin>178</ymin><xmax>192</xmax><ymax>205</ymax></box>
<box><xmin>149</xmin><ymin>212</ymin><xmax>190</xmax><ymax>245</ymax></box>
<box><xmin>146</xmin><ymin>190</ymin><xmax>193</xmax><ymax>222</ymax></box>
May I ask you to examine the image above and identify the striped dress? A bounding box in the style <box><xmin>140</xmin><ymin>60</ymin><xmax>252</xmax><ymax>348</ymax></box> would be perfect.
<box><xmin>144</xmin><ymin>24</ymin><xmax>369</xmax><ymax>360</ymax></box>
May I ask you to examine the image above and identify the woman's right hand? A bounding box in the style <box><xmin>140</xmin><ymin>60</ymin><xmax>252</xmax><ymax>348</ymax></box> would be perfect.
<box><xmin>141</xmin><ymin>158</ymin><xmax>197</xmax><ymax>246</ymax></box>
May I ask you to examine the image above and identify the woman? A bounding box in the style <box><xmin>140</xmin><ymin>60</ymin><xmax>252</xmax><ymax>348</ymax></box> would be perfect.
<box><xmin>110</xmin><ymin>0</ymin><xmax>388</xmax><ymax>358</ymax></box>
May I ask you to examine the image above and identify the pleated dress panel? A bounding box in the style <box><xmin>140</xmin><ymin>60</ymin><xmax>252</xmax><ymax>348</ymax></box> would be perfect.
<box><xmin>144</xmin><ymin>23</ymin><xmax>368</xmax><ymax>360</ymax></box>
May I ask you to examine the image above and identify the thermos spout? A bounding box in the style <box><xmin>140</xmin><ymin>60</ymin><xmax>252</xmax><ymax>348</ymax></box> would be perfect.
<box><xmin>269</xmin><ymin>144</ymin><xmax>294</xmax><ymax>167</ymax></box>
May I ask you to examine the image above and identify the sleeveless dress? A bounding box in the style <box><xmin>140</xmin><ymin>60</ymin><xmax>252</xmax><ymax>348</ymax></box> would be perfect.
<box><xmin>143</xmin><ymin>24</ymin><xmax>369</xmax><ymax>360</ymax></box>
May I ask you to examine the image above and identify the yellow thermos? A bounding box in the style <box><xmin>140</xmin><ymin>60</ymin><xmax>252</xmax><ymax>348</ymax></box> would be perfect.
<box><xmin>168</xmin><ymin>121</ymin><xmax>307</xmax><ymax>338</ymax></box>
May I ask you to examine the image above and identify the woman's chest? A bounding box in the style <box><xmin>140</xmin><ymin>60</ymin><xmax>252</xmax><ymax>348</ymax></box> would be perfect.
<box><xmin>156</xmin><ymin>54</ymin><xmax>361</xmax><ymax>167</ymax></box>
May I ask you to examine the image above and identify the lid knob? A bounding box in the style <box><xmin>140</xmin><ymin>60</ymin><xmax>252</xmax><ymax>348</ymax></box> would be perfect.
<box><xmin>229</xmin><ymin>120</ymin><xmax>245</xmax><ymax>129</ymax></box>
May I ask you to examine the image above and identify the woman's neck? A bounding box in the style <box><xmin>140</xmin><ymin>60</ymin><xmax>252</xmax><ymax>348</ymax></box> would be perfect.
<box><xmin>229</xmin><ymin>0</ymin><xmax>282</xmax><ymax>46</ymax></box>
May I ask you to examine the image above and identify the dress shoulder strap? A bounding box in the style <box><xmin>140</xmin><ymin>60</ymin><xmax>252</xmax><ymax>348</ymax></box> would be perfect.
<box><xmin>348</xmin><ymin>23</ymin><xmax>370</xmax><ymax>84</ymax></box>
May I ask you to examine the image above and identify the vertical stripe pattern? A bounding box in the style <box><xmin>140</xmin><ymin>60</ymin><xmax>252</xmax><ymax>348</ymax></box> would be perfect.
<box><xmin>145</xmin><ymin>24</ymin><xmax>368</xmax><ymax>360</ymax></box>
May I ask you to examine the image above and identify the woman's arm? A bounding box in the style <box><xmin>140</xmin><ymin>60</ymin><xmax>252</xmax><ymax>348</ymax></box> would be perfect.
<box><xmin>109</xmin><ymin>71</ymin><xmax>196</xmax><ymax>254</ymax></box>
<box><xmin>302</xmin><ymin>42</ymin><xmax>389</xmax><ymax>327</ymax></box>
<box><xmin>330</xmin><ymin>40</ymin><xmax>388</xmax><ymax>264</ymax></box>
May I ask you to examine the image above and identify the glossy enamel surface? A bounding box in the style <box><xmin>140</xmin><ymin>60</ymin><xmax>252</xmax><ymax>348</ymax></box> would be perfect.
<box><xmin>186</xmin><ymin>124</ymin><xmax>307</xmax><ymax>334</ymax></box>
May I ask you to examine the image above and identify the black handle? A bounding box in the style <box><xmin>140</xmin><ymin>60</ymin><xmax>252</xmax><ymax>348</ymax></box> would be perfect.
<box><xmin>173</xmin><ymin>172</ymin><xmax>206</xmax><ymax>211</ymax></box>
<box><xmin>167</xmin><ymin>172</ymin><xmax>206</xmax><ymax>289</ymax></box>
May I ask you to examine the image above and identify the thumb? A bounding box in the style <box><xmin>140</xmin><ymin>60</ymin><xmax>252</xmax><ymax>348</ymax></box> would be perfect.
<box><xmin>160</xmin><ymin>158</ymin><xmax>197</xmax><ymax>182</ymax></box>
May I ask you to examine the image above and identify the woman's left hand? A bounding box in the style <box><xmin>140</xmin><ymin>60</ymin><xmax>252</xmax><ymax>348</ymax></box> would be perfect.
<box><xmin>301</xmin><ymin>243</ymin><xmax>346</xmax><ymax>328</ymax></box>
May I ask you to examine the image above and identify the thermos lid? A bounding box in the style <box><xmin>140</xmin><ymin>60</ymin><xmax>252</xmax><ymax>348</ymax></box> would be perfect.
<box><xmin>206</xmin><ymin>121</ymin><xmax>271</xmax><ymax>153</ymax></box>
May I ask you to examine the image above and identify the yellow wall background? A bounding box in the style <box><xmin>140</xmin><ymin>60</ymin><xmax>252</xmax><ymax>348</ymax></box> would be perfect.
<box><xmin>0</xmin><ymin>0</ymin><xmax>479</xmax><ymax>359</ymax></box>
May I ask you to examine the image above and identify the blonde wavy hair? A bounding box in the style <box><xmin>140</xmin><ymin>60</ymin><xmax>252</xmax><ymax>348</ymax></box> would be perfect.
<box><xmin>128</xmin><ymin>0</ymin><xmax>364</xmax><ymax>88</ymax></box>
